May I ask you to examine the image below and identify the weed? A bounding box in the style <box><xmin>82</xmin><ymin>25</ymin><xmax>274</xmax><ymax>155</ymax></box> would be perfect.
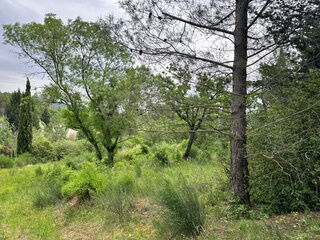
<box><xmin>157</xmin><ymin>176</ymin><xmax>205</xmax><ymax>238</ymax></box>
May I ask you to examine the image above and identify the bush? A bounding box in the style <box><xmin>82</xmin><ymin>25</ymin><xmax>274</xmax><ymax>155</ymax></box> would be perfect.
<box><xmin>63</xmin><ymin>151</ymin><xmax>95</xmax><ymax>169</ymax></box>
<box><xmin>116</xmin><ymin>145</ymin><xmax>148</xmax><ymax>162</ymax></box>
<box><xmin>31</xmin><ymin>164</ymin><xmax>69</xmax><ymax>208</ymax></box>
<box><xmin>61</xmin><ymin>161</ymin><xmax>106</xmax><ymax>200</ymax></box>
<box><xmin>151</xmin><ymin>142</ymin><xmax>183</xmax><ymax>166</ymax></box>
<box><xmin>53</xmin><ymin>140</ymin><xmax>91</xmax><ymax>160</ymax></box>
<box><xmin>0</xmin><ymin>155</ymin><xmax>14</xmax><ymax>168</ymax></box>
<box><xmin>15</xmin><ymin>152</ymin><xmax>36</xmax><ymax>166</ymax></box>
<box><xmin>157</xmin><ymin>176</ymin><xmax>204</xmax><ymax>238</ymax></box>
<box><xmin>153</xmin><ymin>148</ymin><xmax>169</xmax><ymax>166</ymax></box>
<box><xmin>32</xmin><ymin>139</ymin><xmax>57</xmax><ymax>162</ymax></box>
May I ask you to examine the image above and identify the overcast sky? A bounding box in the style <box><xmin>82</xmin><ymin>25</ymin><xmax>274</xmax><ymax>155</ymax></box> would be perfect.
<box><xmin>0</xmin><ymin>0</ymin><xmax>124</xmax><ymax>92</ymax></box>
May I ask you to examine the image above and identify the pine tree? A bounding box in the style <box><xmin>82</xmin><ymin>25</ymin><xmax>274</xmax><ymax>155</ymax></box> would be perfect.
<box><xmin>17</xmin><ymin>79</ymin><xmax>33</xmax><ymax>155</ymax></box>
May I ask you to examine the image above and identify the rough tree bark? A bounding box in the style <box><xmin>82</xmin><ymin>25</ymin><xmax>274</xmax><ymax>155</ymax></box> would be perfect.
<box><xmin>230</xmin><ymin>0</ymin><xmax>250</xmax><ymax>204</ymax></box>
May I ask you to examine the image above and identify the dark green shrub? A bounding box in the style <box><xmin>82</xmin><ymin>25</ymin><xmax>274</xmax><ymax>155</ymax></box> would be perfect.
<box><xmin>0</xmin><ymin>155</ymin><xmax>14</xmax><ymax>168</ymax></box>
<box><xmin>157</xmin><ymin>177</ymin><xmax>204</xmax><ymax>238</ymax></box>
<box><xmin>151</xmin><ymin>142</ymin><xmax>183</xmax><ymax>166</ymax></box>
<box><xmin>32</xmin><ymin>139</ymin><xmax>57</xmax><ymax>162</ymax></box>
<box><xmin>249</xmin><ymin>117</ymin><xmax>320</xmax><ymax>213</ymax></box>
<box><xmin>154</xmin><ymin>148</ymin><xmax>169</xmax><ymax>166</ymax></box>
<box><xmin>61</xmin><ymin>161</ymin><xmax>106</xmax><ymax>200</ymax></box>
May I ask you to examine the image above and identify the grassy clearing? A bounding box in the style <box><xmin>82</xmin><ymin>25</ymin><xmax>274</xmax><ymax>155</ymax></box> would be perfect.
<box><xmin>0</xmin><ymin>160</ymin><xmax>320</xmax><ymax>240</ymax></box>
<box><xmin>0</xmin><ymin>165</ymin><xmax>61</xmax><ymax>239</ymax></box>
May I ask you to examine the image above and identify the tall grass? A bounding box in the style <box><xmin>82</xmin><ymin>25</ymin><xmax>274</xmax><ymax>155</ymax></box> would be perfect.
<box><xmin>158</xmin><ymin>176</ymin><xmax>205</xmax><ymax>238</ymax></box>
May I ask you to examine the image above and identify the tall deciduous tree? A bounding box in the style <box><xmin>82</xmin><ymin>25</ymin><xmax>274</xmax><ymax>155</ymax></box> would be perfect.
<box><xmin>17</xmin><ymin>79</ymin><xmax>33</xmax><ymax>155</ymax></box>
<box><xmin>3</xmin><ymin>15</ymin><xmax>148</xmax><ymax>166</ymax></box>
<box><xmin>155</xmin><ymin>65</ymin><xmax>229</xmax><ymax>159</ymax></box>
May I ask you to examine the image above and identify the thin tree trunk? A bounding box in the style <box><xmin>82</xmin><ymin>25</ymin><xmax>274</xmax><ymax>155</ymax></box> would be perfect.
<box><xmin>74</xmin><ymin>112</ymin><xmax>103</xmax><ymax>160</ymax></box>
<box><xmin>107</xmin><ymin>149</ymin><xmax>115</xmax><ymax>167</ymax></box>
<box><xmin>230</xmin><ymin>0</ymin><xmax>250</xmax><ymax>204</ymax></box>
<box><xmin>183</xmin><ymin>130</ymin><xmax>196</xmax><ymax>160</ymax></box>
<box><xmin>81</xmin><ymin>125</ymin><xmax>103</xmax><ymax>160</ymax></box>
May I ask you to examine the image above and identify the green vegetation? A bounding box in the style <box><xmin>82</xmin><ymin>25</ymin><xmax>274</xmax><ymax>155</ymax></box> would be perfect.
<box><xmin>17</xmin><ymin>79</ymin><xmax>33</xmax><ymax>155</ymax></box>
<box><xmin>157</xmin><ymin>177</ymin><xmax>205</xmax><ymax>238</ymax></box>
<box><xmin>1</xmin><ymin>1</ymin><xmax>320</xmax><ymax>239</ymax></box>
<box><xmin>1</xmin><ymin>152</ymin><xmax>320</xmax><ymax>239</ymax></box>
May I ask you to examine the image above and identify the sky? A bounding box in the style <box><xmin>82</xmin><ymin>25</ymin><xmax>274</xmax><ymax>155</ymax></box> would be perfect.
<box><xmin>0</xmin><ymin>0</ymin><xmax>124</xmax><ymax>92</ymax></box>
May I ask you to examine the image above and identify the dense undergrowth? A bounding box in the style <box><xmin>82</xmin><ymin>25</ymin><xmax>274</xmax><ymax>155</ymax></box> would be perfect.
<box><xmin>1</xmin><ymin>137</ymin><xmax>320</xmax><ymax>239</ymax></box>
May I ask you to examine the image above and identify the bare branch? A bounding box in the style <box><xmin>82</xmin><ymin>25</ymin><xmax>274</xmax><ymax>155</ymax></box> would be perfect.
<box><xmin>248</xmin><ymin>0</ymin><xmax>272</xmax><ymax>29</ymax></box>
<box><xmin>162</xmin><ymin>11</ymin><xmax>235</xmax><ymax>36</ymax></box>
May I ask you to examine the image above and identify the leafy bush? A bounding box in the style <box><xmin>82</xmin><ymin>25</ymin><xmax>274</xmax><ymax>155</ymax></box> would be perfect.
<box><xmin>32</xmin><ymin>139</ymin><xmax>57</xmax><ymax>162</ymax></box>
<box><xmin>63</xmin><ymin>151</ymin><xmax>95</xmax><ymax>169</ymax></box>
<box><xmin>116</xmin><ymin>145</ymin><xmax>145</xmax><ymax>162</ymax></box>
<box><xmin>0</xmin><ymin>155</ymin><xmax>14</xmax><ymax>168</ymax></box>
<box><xmin>249</xmin><ymin>108</ymin><xmax>320</xmax><ymax>213</ymax></box>
<box><xmin>153</xmin><ymin>147</ymin><xmax>169</xmax><ymax>166</ymax></box>
<box><xmin>123</xmin><ymin>137</ymin><xmax>150</xmax><ymax>153</ymax></box>
<box><xmin>61</xmin><ymin>161</ymin><xmax>106</xmax><ymax>200</ymax></box>
<box><xmin>157</xmin><ymin>177</ymin><xmax>204</xmax><ymax>238</ymax></box>
<box><xmin>15</xmin><ymin>152</ymin><xmax>36</xmax><ymax>166</ymax></box>
<box><xmin>151</xmin><ymin>141</ymin><xmax>183</xmax><ymax>166</ymax></box>
<box><xmin>53</xmin><ymin>139</ymin><xmax>91</xmax><ymax>160</ymax></box>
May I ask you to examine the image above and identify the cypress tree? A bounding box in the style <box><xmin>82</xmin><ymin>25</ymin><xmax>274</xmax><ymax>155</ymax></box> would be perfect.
<box><xmin>17</xmin><ymin>79</ymin><xmax>33</xmax><ymax>155</ymax></box>
<box><xmin>5</xmin><ymin>90</ymin><xmax>21</xmax><ymax>131</ymax></box>
<box><xmin>41</xmin><ymin>106</ymin><xmax>51</xmax><ymax>126</ymax></box>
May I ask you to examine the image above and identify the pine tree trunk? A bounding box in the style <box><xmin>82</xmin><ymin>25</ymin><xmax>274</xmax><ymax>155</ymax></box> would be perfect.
<box><xmin>230</xmin><ymin>0</ymin><xmax>250</xmax><ymax>204</ymax></box>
